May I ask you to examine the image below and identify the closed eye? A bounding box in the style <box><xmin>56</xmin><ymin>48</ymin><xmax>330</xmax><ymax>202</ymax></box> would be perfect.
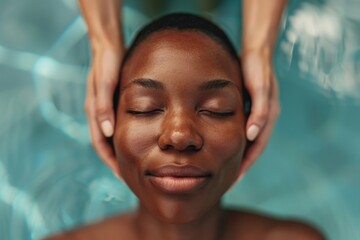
<box><xmin>127</xmin><ymin>109</ymin><xmax>164</xmax><ymax>116</ymax></box>
<box><xmin>199</xmin><ymin>110</ymin><xmax>235</xmax><ymax>118</ymax></box>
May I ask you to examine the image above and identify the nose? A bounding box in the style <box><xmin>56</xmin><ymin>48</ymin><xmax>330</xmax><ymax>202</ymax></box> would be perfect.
<box><xmin>158</xmin><ymin>111</ymin><xmax>203</xmax><ymax>152</ymax></box>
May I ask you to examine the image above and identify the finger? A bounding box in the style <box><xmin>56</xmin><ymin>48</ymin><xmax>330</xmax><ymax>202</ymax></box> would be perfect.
<box><xmin>246</xmin><ymin>85</ymin><xmax>270</xmax><ymax>141</ymax></box>
<box><xmin>85</xmin><ymin>67</ymin><xmax>121</xmax><ymax>178</ymax></box>
<box><xmin>240</xmin><ymin>101</ymin><xmax>277</xmax><ymax>174</ymax></box>
<box><xmin>87</xmin><ymin>81</ymin><xmax>118</xmax><ymax>171</ymax></box>
<box><xmin>241</xmin><ymin>75</ymin><xmax>280</xmax><ymax>173</ymax></box>
<box><xmin>94</xmin><ymin>52</ymin><xmax>120</xmax><ymax>137</ymax></box>
<box><xmin>89</xmin><ymin>111</ymin><xmax>118</xmax><ymax>169</ymax></box>
<box><xmin>245</xmin><ymin>78</ymin><xmax>271</xmax><ymax>141</ymax></box>
<box><xmin>242</xmin><ymin>55</ymin><xmax>272</xmax><ymax>141</ymax></box>
<box><xmin>84</xmin><ymin>67</ymin><xmax>95</xmax><ymax>116</ymax></box>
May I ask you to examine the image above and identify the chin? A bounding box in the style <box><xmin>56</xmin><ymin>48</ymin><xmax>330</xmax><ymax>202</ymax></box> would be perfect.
<box><xmin>144</xmin><ymin>194</ymin><xmax>218</xmax><ymax>225</ymax></box>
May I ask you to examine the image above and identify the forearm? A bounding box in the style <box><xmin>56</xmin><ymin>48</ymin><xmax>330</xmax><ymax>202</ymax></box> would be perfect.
<box><xmin>242</xmin><ymin>0</ymin><xmax>287</xmax><ymax>55</ymax></box>
<box><xmin>78</xmin><ymin>0</ymin><xmax>123</xmax><ymax>50</ymax></box>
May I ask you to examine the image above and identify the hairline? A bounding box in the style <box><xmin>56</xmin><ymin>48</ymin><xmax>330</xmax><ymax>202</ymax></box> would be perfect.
<box><xmin>122</xmin><ymin>28</ymin><xmax>240</xmax><ymax>69</ymax></box>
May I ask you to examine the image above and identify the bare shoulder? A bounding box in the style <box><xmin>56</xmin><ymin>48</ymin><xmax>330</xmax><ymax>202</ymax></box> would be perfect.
<box><xmin>43</xmin><ymin>212</ymin><xmax>136</xmax><ymax>240</ymax></box>
<box><xmin>265</xmin><ymin>220</ymin><xmax>325</xmax><ymax>240</ymax></box>
<box><xmin>225</xmin><ymin>209</ymin><xmax>325</xmax><ymax>240</ymax></box>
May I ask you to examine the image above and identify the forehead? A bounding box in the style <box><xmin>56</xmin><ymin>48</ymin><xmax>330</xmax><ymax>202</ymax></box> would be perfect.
<box><xmin>137</xmin><ymin>30</ymin><xmax>231</xmax><ymax>55</ymax></box>
<box><xmin>121</xmin><ymin>30</ymin><xmax>240</xmax><ymax>86</ymax></box>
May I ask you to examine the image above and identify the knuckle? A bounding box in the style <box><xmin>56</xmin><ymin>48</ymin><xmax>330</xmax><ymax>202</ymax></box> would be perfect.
<box><xmin>96</xmin><ymin>102</ymin><xmax>110</xmax><ymax>116</ymax></box>
<box><xmin>257</xmin><ymin>109</ymin><xmax>269</xmax><ymax>121</ymax></box>
<box><xmin>95</xmin><ymin>73</ymin><xmax>117</xmax><ymax>85</ymax></box>
<box><xmin>106</xmin><ymin>76</ymin><xmax>118</xmax><ymax>86</ymax></box>
<box><xmin>251</xmin><ymin>83</ymin><xmax>265</xmax><ymax>92</ymax></box>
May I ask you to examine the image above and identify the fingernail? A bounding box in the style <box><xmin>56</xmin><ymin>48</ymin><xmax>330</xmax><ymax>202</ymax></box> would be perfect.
<box><xmin>247</xmin><ymin>124</ymin><xmax>260</xmax><ymax>141</ymax></box>
<box><xmin>101</xmin><ymin>120</ymin><xmax>114</xmax><ymax>137</ymax></box>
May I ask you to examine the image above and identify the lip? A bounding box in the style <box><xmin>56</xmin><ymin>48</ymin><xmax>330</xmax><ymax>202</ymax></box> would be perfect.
<box><xmin>146</xmin><ymin>165</ymin><xmax>212</xmax><ymax>194</ymax></box>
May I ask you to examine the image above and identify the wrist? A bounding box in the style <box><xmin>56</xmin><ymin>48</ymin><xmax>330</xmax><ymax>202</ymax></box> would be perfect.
<box><xmin>87</xmin><ymin>20</ymin><xmax>123</xmax><ymax>53</ymax></box>
<box><xmin>90</xmin><ymin>32</ymin><xmax>124</xmax><ymax>54</ymax></box>
<box><xmin>241</xmin><ymin>45</ymin><xmax>272</xmax><ymax>60</ymax></box>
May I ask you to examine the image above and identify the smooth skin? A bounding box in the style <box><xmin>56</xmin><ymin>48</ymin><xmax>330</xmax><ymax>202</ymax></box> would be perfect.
<box><xmin>78</xmin><ymin>0</ymin><xmax>285</xmax><ymax>176</ymax></box>
<box><xmin>46</xmin><ymin>30</ymin><xmax>324</xmax><ymax>240</ymax></box>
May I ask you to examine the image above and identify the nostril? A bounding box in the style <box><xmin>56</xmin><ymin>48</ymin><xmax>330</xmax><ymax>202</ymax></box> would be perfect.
<box><xmin>160</xmin><ymin>144</ymin><xmax>199</xmax><ymax>152</ymax></box>
<box><xmin>158</xmin><ymin>125</ymin><xmax>203</xmax><ymax>152</ymax></box>
<box><xmin>163</xmin><ymin>144</ymin><xmax>174</xmax><ymax>150</ymax></box>
<box><xmin>185</xmin><ymin>145</ymin><xmax>199</xmax><ymax>152</ymax></box>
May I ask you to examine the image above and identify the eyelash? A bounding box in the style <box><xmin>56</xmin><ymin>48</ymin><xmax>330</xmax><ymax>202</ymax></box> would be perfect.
<box><xmin>127</xmin><ymin>109</ymin><xmax>234</xmax><ymax>119</ymax></box>
<box><xmin>127</xmin><ymin>109</ymin><xmax>163</xmax><ymax>116</ymax></box>
<box><xmin>200</xmin><ymin>110</ymin><xmax>235</xmax><ymax>118</ymax></box>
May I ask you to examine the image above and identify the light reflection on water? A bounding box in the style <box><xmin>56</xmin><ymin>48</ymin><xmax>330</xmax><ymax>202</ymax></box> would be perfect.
<box><xmin>0</xmin><ymin>0</ymin><xmax>359</xmax><ymax>239</ymax></box>
<box><xmin>280</xmin><ymin>0</ymin><xmax>360</xmax><ymax>100</ymax></box>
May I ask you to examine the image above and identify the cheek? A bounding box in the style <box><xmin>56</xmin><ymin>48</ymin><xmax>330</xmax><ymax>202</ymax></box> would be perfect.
<box><xmin>205</xmin><ymin>119</ymin><xmax>246</xmax><ymax>179</ymax></box>
<box><xmin>113</xmin><ymin>119</ymin><xmax>159</xmax><ymax>176</ymax></box>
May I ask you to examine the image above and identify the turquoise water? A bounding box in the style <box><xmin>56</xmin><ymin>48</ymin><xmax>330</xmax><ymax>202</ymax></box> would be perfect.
<box><xmin>0</xmin><ymin>0</ymin><xmax>359</xmax><ymax>239</ymax></box>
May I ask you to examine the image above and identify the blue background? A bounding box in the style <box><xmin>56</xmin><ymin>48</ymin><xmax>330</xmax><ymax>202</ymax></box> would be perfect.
<box><xmin>0</xmin><ymin>0</ymin><xmax>359</xmax><ymax>239</ymax></box>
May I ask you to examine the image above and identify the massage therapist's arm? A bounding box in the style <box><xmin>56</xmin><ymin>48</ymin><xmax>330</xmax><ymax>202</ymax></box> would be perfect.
<box><xmin>239</xmin><ymin>0</ymin><xmax>286</xmax><ymax>175</ymax></box>
<box><xmin>78</xmin><ymin>0</ymin><xmax>124</xmax><ymax>173</ymax></box>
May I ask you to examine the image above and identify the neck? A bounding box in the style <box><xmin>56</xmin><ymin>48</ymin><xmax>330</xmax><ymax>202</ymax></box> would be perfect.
<box><xmin>133</xmin><ymin>202</ymin><xmax>226</xmax><ymax>240</ymax></box>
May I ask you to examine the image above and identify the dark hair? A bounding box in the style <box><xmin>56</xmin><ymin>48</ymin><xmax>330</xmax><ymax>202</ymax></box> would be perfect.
<box><xmin>113</xmin><ymin>13</ymin><xmax>250</xmax><ymax>116</ymax></box>
<box><xmin>122</xmin><ymin>13</ymin><xmax>239</xmax><ymax>66</ymax></box>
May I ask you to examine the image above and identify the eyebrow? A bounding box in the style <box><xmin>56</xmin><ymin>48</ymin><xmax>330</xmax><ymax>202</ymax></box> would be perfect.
<box><xmin>124</xmin><ymin>78</ymin><xmax>165</xmax><ymax>90</ymax></box>
<box><xmin>198</xmin><ymin>79</ymin><xmax>234</xmax><ymax>90</ymax></box>
<box><xmin>122</xmin><ymin>78</ymin><xmax>236</xmax><ymax>91</ymax></box>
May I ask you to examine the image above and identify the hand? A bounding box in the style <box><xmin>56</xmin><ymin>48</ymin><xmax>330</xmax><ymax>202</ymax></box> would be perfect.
<box><xmin>240</xmin><ymin>48</ymin><xmax>280</xmax><ymax>174</ymax></box>
<box><xmin>84</xmin><ymin>42</ymin><xmax>124</xmax><ymax>176</ymax></box>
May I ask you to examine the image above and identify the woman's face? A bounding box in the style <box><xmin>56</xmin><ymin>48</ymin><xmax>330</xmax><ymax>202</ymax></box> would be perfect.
<box><xmin>113</xmin><ymin>30</ymin><xmax>246</xmax><ymax>223</ymax></box>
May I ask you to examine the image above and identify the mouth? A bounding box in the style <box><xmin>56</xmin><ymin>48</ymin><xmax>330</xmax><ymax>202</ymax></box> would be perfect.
<box><xmin>145</xmin><ymin>165</ymin><xmax>212</xmax><ymax>194</ymax></box>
